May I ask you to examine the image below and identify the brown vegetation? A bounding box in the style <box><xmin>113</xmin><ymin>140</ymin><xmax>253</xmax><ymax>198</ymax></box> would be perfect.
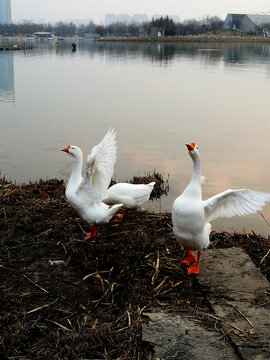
<box><xmin>0</xmin><ymin>177</ymin><xmax>269</xmax><ymax>359</ymax></box>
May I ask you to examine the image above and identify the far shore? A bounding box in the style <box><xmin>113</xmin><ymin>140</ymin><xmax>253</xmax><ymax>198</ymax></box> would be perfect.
<box><xmin>97</xmin><ymin>35</ymin><xmax>270</xmax><ymax>43</ymax></box>
<box><xmin>1</xmin><ymin>34</ymin><xmax>270</xmax><ymax>47</ymax></box>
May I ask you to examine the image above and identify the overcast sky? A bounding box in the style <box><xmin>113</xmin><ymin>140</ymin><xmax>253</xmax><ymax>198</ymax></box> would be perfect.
<box><xmin>12</xmin><ymin>0</ymin><xmax>270</xmax><ymax>23</ymax></box>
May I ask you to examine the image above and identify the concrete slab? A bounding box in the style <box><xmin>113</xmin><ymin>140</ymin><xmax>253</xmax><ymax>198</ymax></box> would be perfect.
<box><xmin>198</xmin><ymin>248</ymin><xmax>270</xmax><ymax>359</ymax></box>
<box><xmin>142</xmin><ymin>312</ymin><xmax>239</xmax><ymax>360</ymax></box>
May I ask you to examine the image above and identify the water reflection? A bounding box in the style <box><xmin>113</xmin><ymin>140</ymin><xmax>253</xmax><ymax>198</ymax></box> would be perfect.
<box><xmin>15</xmin><ymin>39</ymin><xmax>269</xmax><ymax>68</ymax></box>
<box><xmin>41</xmin><ymin>39</ymin><xmax>270</xmax><ymax>66</ymax></box>
<box><xmin>223</xmin><ymin>43</ymin><xmax>270</xmax><ymax>64</ymax></box>
<box><xmin>78</xmin><ymin>41</ymin><xmax>225</xmax><ymax>64</ymax></box>
<box><xmin>1</xmin><ymin>40</ymin><xmax>270</xmax><ymax>234</ymax></box>
<box><xmin>0</xmin><ymin>52</ymin><xmax>14</xmax><ymax>103</ymax></box>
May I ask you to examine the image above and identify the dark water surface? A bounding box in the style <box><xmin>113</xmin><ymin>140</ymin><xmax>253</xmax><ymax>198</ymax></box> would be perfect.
<box><xmin>1</xmin><ymin>40</ymin><xmax>270</xmax><ymax>234</ymax></box>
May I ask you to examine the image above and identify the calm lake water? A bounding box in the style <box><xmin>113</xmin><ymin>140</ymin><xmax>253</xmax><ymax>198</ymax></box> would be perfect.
<box><xmin>1</xmin><ymin>40</ymin><xmax>270</xmax><ymax>235</ymax></box>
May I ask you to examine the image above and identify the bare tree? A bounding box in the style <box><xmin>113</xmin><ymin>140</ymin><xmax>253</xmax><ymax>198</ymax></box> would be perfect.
<box><xmin>142</xmin><ymin>22</ymin><xmax>151</xmax><ymax>36</ymax></box>
<box><xmin>207</xmin><ymin>16</ymin><xmax>223</xmax><ymax>34</ymax></box>
<box><xmin>86</xmin><ymin>21</ymin><xmax>96</xmax><ymax>34</ymax></box>
<box><xmin>106</xmin><ymin>22</ymin><xmax>127</xmax><ymax>36</ymax></box>
<box><xmin>95</xmin><ymin>25</ymin><xmax>105</xmax><ymax>37</ymax></box>
<box><xmin>201</xmin><ymin>16</ymin><xmax>211</xmax><ymax>34</ymax></box>
<box><xmin>54</xmin><ymin>22</ymin><xmax>76</xmax><ymax>36</ymax></box>
<box><xmin>182</xmin><ymin>19</ymin><xmax>202</xmax><ymax>35</ymax></box>
<box><xmin>127</xmin><ymin>23</ymin><xmax>140</xmax><ymax>36</ymax></box>
<box><xmin>261</xmin><ymin>22</ymin><xmax>270</xmax><ymax>37</ymax></box>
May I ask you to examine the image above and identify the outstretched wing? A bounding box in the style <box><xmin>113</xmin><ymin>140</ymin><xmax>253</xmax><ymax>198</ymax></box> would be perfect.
<box><xmin>203</xmin><ymin>189</ymin><xmax>270</xmax><ymax>223</ymax></box>
<box><xmin>77</xmin><ymin>128</ymin><xmax>117</xmax><ymax>201</ymax></box>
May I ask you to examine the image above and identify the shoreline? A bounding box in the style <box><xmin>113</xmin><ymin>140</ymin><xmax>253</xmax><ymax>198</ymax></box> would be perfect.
<box><xmin>97</xmin><ymin>35</ymin><xmax>270</xmax><ymax>43</ymax></box>
<box><xmin>1</xmin><ymin>176</ymin><xmax>269</xmax><ymax>237</ymax></box>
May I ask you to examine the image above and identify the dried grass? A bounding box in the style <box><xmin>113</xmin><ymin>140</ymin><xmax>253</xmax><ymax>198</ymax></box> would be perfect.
<box><xmin>0</xmin><ymin>177</ymin><xmax>269</xmax><ymax>359</ymax></box>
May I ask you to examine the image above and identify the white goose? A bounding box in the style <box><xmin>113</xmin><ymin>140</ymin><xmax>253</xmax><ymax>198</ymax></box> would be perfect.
<box><xmin>172</xmin><ymin>142</ymin><xmax>270</xmax><ymax>275</ymax></box>
<box><xmin>61</xmin><ymin>129</ymin><xmax>123</xmax><ymax>239</ymax></box>
<box><xmin>104</xmin><ymin>182</ymin><xmax>155</xmax><ymax>220</ymax></box>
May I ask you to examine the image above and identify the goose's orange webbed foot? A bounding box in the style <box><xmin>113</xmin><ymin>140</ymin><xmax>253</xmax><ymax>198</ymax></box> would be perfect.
<box><xmin>187</xmin><ymin>251</ymin><xmax>201</xmax><ymax>275</ymax></box>
<box><xmin>182</xmin><ymin>250</ymin><xmax>196</xmax><ymax>265</ymax></box>
<box><xmin>84</xmin><ymin>225</ymin><xmax>98</xmax><ymax>240</ymax></box>
<box><xmin>187</xmin><ymin>262</ymin><xmax>200</xmax><ymax>275</ymax></box>
<box><xmin>113</xmin><ymin>210</ymin><xmax>128</xmax><ymax>222</ymax></box>
<box><xmin>114</xmin><ymin>213</ymin><xmax>125</xmax><ymax>222</ymax></box>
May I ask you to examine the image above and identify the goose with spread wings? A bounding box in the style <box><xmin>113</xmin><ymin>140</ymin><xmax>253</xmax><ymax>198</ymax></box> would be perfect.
<box><xmin>172</xmin><ymin>142</ymin><xmax>270</xmax><ymax>275</ymax></box>
<box><xmin>61</xmin><ymin>129</ymin><xmax>123</xmax><ymax>239</ymax></box>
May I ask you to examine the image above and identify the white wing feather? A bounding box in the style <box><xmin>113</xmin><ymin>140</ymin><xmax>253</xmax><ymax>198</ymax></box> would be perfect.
<box><xmin>76</xmin><ymin>129</ymin><xmax>117</xmax><ymax>201</ymax></box>
<box><xmin>203</xmin><ymin>189</ymin><xmax>270</xmax><ymax>223</ymax></box>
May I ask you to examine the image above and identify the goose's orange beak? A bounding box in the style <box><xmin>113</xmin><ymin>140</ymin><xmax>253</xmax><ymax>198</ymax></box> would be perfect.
<box><xmin>186</xmin><ymin>142</ymin><xmax>196</xmax><ymax>151</ymax></box>
<box><xmin>61</xmin><ymin>145</ymin><xmax>70</xmax><ymax>152</ymax></box>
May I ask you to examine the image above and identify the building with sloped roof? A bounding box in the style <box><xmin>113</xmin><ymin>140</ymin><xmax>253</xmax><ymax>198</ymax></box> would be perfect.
<box><xmin>224</xmin><ymin>14</ymin><xmax>270</xmax><ymax>34</ymax></box>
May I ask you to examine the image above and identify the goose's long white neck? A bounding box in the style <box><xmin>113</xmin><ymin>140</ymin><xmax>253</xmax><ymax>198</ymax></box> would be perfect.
<box><xmin>67</xmin><ymin>154</ymin><xmax>83</xmax><ymax>192</ymax></box>
<box><xmin>184</xmin><ymin>154</ymin><xmax>202</xmax><ymax>197</ymax></box>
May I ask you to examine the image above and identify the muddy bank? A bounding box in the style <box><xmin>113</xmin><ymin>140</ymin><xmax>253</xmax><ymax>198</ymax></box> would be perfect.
<box><xmin>0</xmin><ymin>178</ymin><xmax>269</xmax><ymax>359</ymax></box>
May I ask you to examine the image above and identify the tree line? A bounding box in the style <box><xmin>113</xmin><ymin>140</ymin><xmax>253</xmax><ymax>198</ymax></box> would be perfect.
<box><xmin>0</xmin><ymin>15</ymin><xmax>226</xmax><ymax>37</ymax></box>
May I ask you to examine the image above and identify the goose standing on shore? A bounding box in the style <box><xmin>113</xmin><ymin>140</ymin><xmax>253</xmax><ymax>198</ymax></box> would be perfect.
<box><xmin>61</xmin><ymin>129</ymin><xmax>123</xmax><ymax>239</ymax></box>
<box><xmin>172</xmin><ymin>142</ymin><xmax>270</xmax><ymax>275</ymax></box>
<box><xmin>104</xmin><ymin>181</ymin><xmax>156</xmax><ymax>220</ymax></box>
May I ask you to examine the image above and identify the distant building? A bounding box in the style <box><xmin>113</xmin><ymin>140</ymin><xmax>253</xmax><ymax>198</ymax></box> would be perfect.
<box><xmin>116</xmin><ymin>14</ymin><xmax>131</xmax><ymax>24</ymax></box>
<box><xmin>224</xmin><ymin>14</ymin><xmax>270</xmax><ymax>34</ymax></box>
<box><xmin>105</xmin><ymin>13</ymin><xmax>148</xmax><ymax>26</ymax></box>
<box><xmin>0</xmin><ymin>0</ymin><xmax>12</xmax><ymax>24</ymax></box>
<box><xmin>105</xmin><ymin>14</ymin><xmax>116</xmax><ymax>26</ymax></box>
<box><xmin>132</xmin><ymin>14</ymin><xmax>148</xmax><ymax>24</ymax></box>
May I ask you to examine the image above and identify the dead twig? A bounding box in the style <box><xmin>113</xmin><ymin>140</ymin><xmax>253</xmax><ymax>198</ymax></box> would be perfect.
<box><xmin>74</xmin><ymin>269</ymin><xmax>113</xmax><ymax>285</ymax></box>
<box><xmin>102</xmin><ymin>231</ymin><xmax>130</xmax><ymax>239</ymax></box>
<box><xmin>258</xmin><ymin>211</ymin><xmax>270</xmax><ymax>229</ymax></box>
<box><xmin>220</xmin><ymin>300</ymin><xmax>253</xmax><ymax>327</ymax></box>
<box><xmin>36</xmin><ymin>228</ymin><xmax>52</xmax><ymax>238</ymax></box>
<box><xmin>76</xmin><ymin>219</ymin><xmax>87</xmax><ymax>234</ymax></box>
<box><xmin>126</xmin><ymin>310</ymin><xmax>131</xmax><ymax>327</ymax></box>
<box><xmin>51</xmin><ymin>320</ymin><xmax>72</xmax><ymax>332</ymax></box>
<box><xmin>153</xmin><ymin>276</ymin><xmax>168</xmax><ymax>292</ymax></box>
<box><xmin>151</xmin><ymin>251</ymin><xmax>160</xmax><ymax>285</ymax></box>
<box><xmin>23</xmin><ymin>274</ymin><xmax>49</xmax><ymax>294</ymax></box>
<box><xmin>25</xmin><ymin>299</ymin><xmax>58</xmax><ymax>315</ymax></box>
<box><xmin>259</xmin><ymin>248</ymin><xmax>270</xmax><ymax>266</ymax></box>
<box><xmin>167</xmin><ymin>223</ymin><xmax>173</xmax><ymax>230</ymax></box>
<box><xmin>0</xmin><ymin>264</ymin><xmax>18</xmax><ymax>272</ymax></box>
<box><xmin>197</xmin><ymin>311</ymin><xmax>256</xmax><ymax>341</ymax></box>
